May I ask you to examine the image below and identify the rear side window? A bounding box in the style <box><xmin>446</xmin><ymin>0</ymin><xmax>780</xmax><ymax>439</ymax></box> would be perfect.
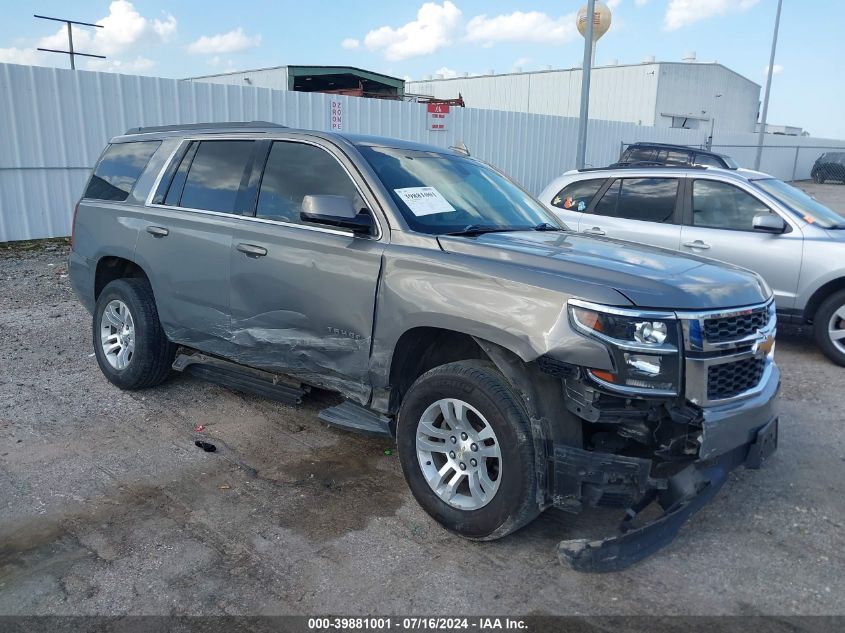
<box><xmin>623</xmin><ymin>146</ymin><xmax>656</xmax><ymax>162</ymax></box>
<box><xmin>84</xmin><ymin>141</ymin><xmax>160</xmax><ymax>201</ymax></box>
<box><xmin>256</xmin><ymin>141</ymin><xmax>361</xmax><ymax>224</ymax></box>
<box><xmin>551</xmin><ymin>179</ymin><xmax>605</xmax><ymax>211</ymax></box>
<box><xmin>658</xmin><ymin>149</ymin><xmax>691</xmax><ymax>165</ymax></box>
<box><xmin>177</xmin><ymin>140</ymin><xmax>255</xmax><ymax>213</ymax></box>
<box><xmin>591</xmin><ymin>178</ymin><xmax>678</xmax><ymax>223</ymax></box>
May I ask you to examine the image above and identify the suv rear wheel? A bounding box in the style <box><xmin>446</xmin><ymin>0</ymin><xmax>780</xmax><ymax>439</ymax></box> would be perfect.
<box><xmin>93</xmin><ymin>279</ymin><xmax>175</xmax><ymax>389</ymax></box>
<box><xmin>396</xmin><ymin>360</ymin><xmax>539</xmax><ymax>540</ymax></box>
<box><xmin>813</xmin><ymin>289</ymin><xmax>845</xmax><ymax>367</ymax></box>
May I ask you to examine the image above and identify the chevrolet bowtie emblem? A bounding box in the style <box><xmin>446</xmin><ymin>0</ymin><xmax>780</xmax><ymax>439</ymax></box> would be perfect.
<box><xmin>753</xmin><ymin>332</ymin><xmax>776</xmax><ymax>356</ymax></box>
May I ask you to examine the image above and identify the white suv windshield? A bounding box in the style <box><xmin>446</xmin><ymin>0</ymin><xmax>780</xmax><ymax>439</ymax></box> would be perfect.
<box><xmin>753</xmin><ymin>178</ymin><xmax>845</xmax><ymax>229</ymax></box>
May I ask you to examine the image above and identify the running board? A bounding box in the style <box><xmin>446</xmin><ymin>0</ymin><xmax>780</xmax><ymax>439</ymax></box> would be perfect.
<box><xmin>172</xmin><ymin>351</ymin><xmax>308</xmax><ymax>405</ymax></box>
<box><xmin>318</xmin><ymin>401</ymin><xmax>393</xmax><ymax>437</ymax></box>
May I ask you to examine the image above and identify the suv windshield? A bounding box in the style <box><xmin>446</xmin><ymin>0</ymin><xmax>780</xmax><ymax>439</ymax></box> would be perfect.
<box><xmin>753</xmin><ymin>178</ymin><xmax>845</xmax><ymax>228</ymax></box>
<box><xmin>359</xmin><ymin>145</ymin><xmax>561</xmax><ymax>234</ymax></box>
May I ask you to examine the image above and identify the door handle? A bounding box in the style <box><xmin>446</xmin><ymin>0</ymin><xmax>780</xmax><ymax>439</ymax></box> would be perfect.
<box><xmin>583</xmin><ymin>227</ymin><xmax>606</xmax><ymax>236</ymax></box>
<box><xmin>146</xmin><ymin>226</ymin><xmax>169</xmax><ymax>237</ymax></box>
<box><xmin>236</xmin><ymin>243</ymin><xmax>268</xmax><ymax>258</ymax></box>
<box><xmin>683</xmin><ymin>240</ymin><xmax>711</xmax><ymax>250</ymax></box>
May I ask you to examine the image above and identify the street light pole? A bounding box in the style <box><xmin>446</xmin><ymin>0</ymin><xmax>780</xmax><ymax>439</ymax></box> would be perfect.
<box><xmin>575</xmin><ymin>0</ymin><xmax>596</xmax><ymax>170</ymax></box>
<box><xmin>754</xmin><ymin>0</ymin><xmax>783</xmax><ymax>171</ymax></box>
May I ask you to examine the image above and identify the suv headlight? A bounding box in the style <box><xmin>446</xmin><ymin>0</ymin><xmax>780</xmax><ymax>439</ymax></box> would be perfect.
<box><xmin>568</xmin><ymin>300</ymin><xmax>682</xmax><ymax>396</ymax></box>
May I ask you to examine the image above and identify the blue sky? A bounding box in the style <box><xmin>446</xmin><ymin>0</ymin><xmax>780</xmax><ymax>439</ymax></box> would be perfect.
<box><xmin>1</xmin><ymin>1</ymin><xmax>843</xmax><ymax>138</ymax></box>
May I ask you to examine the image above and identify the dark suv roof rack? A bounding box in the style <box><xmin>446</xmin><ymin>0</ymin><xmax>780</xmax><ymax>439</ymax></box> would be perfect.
<box><xmin>579</xmin><ymin>162</ymin><xmax>708</xmax><ymax>172</ymax></box>
<box><xmin>123</xmin><ymin>121</ymin><xmax>287</xmax><ymax>135</ymax></box>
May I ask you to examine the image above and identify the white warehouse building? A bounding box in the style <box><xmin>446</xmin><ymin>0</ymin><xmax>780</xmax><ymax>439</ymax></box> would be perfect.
<box><xmin>407</xmin><ymin>59</ymin><xmax>761</xmax><ymax>134</ymax></box>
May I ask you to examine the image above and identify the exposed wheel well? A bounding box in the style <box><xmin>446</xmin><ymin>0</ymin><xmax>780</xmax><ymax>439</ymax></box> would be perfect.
<box><xmin>388</xmin><ymin>327</ymin><xmax>489</xmax><ymax>410</ymax></box>
<box><xmin>804</xmin><ymin>277</ymin><xmax>845</xmax><ymax>323</ymax></box>
<box><xmin>95</xmin><ymin>257</ymin><xmax>150</xmax><ymax>299</ymax></box>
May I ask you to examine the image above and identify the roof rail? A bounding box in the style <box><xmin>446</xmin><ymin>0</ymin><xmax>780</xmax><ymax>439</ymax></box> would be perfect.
<box><xmin>123</xmin><ymin>121</ymin><xmax>287</xmax><ymax>135</ymax></box>
<box><xmin>579</xmin><ymin>162</ymin><xmax>708</xmax><ymax>172</ymax></box>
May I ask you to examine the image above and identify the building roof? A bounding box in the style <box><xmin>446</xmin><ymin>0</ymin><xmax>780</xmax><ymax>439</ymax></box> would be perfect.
<box><xmin>188</xmin><ymin>64</ymin><xmax>405</xmax><ymax>88</ymax></box>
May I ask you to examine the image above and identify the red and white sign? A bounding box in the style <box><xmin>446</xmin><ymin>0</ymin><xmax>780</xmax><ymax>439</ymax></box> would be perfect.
<box><xmin>330</xmin><ymin>99</ymin><xmax>343</xmax><ymax>131</ymax></box>
<box><xmin>427</xmin><ymin>103</ymin><xmax>450</xmax><ymax>131</ymax></box>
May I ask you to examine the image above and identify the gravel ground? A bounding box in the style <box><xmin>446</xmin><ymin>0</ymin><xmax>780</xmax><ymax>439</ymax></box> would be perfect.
<box><xmin>0</xmin><ymin>184</ymin><xmax>843</xmax><ymax>616</ymax></box>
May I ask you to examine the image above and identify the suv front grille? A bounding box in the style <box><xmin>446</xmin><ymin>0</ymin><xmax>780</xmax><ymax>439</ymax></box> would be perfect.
<box><xmin>707</xmin><ymin>357</ymin><xmax>766</xmax><ymax>401</ymax></box>
<box><xmin>703</xmin><ymin>306</ymin><xmax>769</xmax><ymax>343</ymax></box>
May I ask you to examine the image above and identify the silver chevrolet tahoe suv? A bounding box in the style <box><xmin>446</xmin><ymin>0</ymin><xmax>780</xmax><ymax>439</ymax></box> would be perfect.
<box><xmin>69</xmin><ymin>122</ymin><xmax>780</xmax><ymax>571</ymax></box>
<box><xmin>540</xmin><ymin>165</ymin><xmax>845</xmax><ymax>366</ymax></box>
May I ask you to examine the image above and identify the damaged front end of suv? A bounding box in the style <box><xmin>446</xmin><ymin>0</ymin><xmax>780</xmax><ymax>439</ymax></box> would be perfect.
<box><xmin>538</xmin><ymin>299</ymin><xmax>779</xmax><ymax>572</ymax></box>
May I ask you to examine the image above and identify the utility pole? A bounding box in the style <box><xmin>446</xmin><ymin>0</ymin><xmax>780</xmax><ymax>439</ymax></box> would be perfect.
<box><xmin>754</xmin><ymin>0</ymin><xmax>783</xmax><ymax>171</ymax></box>
<box><xmin>34</xmin><ymin>14</ymin><xmax>105</xmax><ymax>70</ymax></box>
<box><xmin>575</xmin><ymin>0</ymin><xmax>596</xmax><ymax>170</ymax></box>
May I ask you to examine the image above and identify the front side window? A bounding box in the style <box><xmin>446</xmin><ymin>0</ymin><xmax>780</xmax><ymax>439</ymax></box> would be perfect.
<box><xmin>178</xmin><ymin>140</ymin><xmax>255</xmax><ymax>213</ymax></box>
<box><xmin>693</xmin><ymin>153</ymin><xmax>724</xmax><ymax>168</ymax></box>
<box><xmin>692</xmin><ymin>180</ymin><xmax>773</xmax><ymax>230</ymax></box>
<box><xmin>84</xmin><ymin>141</ymin><xmax>161</xmax><ymax>201</ymax></box>
<box><xmin>592</xmin><ymin>178</ymin><xmax>678</xmax><ymax>223</ymax></box>
<box><xmin>256</xmin><ymin>142</ymin><xmax>362</xmax><ymax>224</ymax></box>
<box><xmin>358</xmin><ymin>145</ymin><xmax>558</xmax><ymax>234</ymax></box>
<box><xmin>551</xmin><ymin>179</ymin><xmax>605</xmax><ymax>211</ymax></box>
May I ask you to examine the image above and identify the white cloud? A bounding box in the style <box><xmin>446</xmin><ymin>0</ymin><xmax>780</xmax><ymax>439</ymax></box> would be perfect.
<box><xmin>606</xmin><ymin>0</ymin><xmax>623</xmax><ymax>9</ymax></box>
<box><xmin>187</xmin><ymin>28</ymin><xmax>261</xmax><ymax>55</ymax></box>
<box><xmin>764</xmin><ymin>64</ymin><xmax>784</xmax><ymax>76</ymax></box>
<box><xmin>512</xmin><ymin>57</ymin><xmax>531</xmax><ymax>71</ymax></box>
<box><xmin>341</xmin><ymin>38</ymin><xmax>360</xmax><ymax>50</ymax></box>
<box><xmin>434</xmin><ymin>66</ymin><xmax>460</xmax><ymax>78</ymax></box>
<box><xmin>665</xmin><ymin>0</ymin><xmax>759</xmax><ymax>31</ymax></box>
<box><xmin>86</xmin><ymin>56</ymin><xmax>156</xmax><ymax>74</ymax></box>
<box><xmin>364</xmin><ymin>1</ymin><xmax>462</xmax><ymax>61</ymax></box>
<box><xmin>465</xmin><ymin>10</ymin><xmax>578</xmax><ymax>45</ymax></box>
<box><xmin>635</xmin><ymin>0</ymin><xmax>650</xmax><ymax>6</ymax></box>
<box><xmin>0</xmin><ymin>1</ymin><xmax>175</xmax><ymax>70</ymax></box>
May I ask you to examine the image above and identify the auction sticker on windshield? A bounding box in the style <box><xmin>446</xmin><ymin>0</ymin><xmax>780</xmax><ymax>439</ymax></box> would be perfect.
<box><xmin>394</xmin><ymin>187</ymin><xmax>456</xmax><ymax>216</ymax></box>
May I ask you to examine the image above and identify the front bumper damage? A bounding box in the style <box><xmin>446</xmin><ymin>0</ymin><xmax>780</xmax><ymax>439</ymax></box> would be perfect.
<box><xmin>553</xmin><ymin>364</ymin><xmax>780</xmax><ymax>572</ymax></box>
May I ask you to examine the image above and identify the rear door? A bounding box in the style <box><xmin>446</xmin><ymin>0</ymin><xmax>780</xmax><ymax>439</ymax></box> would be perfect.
<box><xmin>227</xmin><ymin>138</ymin><xmax>385</xmax><ymax>401</ymax></box>
<box><xmin>579</xmin><ymin>176</ymin><xmax>684</xmax><ymax>250</ymax></box>
<box><xmin>546</xmin><ymin>177</ymin><xmax>607</xmax><ymax>231</ymax></box>
<box><xmin>134</xmin><ymin>138</ymin><xmax>259</xmax><ymax>357</ymax></box>
<box><xmin>679</xmin><ymin>177</ymin><xmax>804</xmax><ymax>309</ymax></box>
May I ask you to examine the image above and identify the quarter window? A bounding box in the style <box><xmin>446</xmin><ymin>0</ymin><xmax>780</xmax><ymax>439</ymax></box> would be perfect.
<box><xmin>256</xmin><ymin>142</ymin><xmax>361</xmax><ymax>225</ymax></box>
<box><xmin>178</xmin><ymin>140</ymin><xmax>255</xmax><ymax>213</ymax></box>
<box><xmin>84</xmin><ymin>141</ymin><xmax>161</xmax><ymax>201</ymax></box>
<box><xmin>551</xmin><ymin>179</ymin><xmax>605</xmax><ymax>212</ymax></box>
<box><xmin>692</xmin><ymin>180</ymin><xmax>773</xmax><ymax>230</ymax></box>
<box><xmin>591</xmin><ymin>178</ymin><xmax>678</xmax><ymax>223</ymax></box>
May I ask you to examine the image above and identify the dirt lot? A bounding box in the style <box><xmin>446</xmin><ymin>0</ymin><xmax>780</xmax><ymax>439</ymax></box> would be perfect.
<box><xmin>1</xmin><ymin>183</ymin><xmax>844</xmax><ymax>616</ymax></box>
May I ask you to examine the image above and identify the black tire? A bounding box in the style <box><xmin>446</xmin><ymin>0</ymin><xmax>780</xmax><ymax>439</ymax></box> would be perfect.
<box><xmin>93</xmin><ymin>278</ymin><xmax>176</xmax><ymax>389</ymax></box>
<box><xmin>813</xmin><ymin>289</ymin><xmax>845</xmax><ymax>367</ymax></box>
<box><xmin>396</xmin><ymin>360</ymin><xmax>540</xmax><ymax>540</ymax></box>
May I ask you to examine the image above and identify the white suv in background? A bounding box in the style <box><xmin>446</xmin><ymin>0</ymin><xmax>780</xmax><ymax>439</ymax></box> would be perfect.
<box><xmin>539</xmin><ymin>166</ymin><xmax>845</xmax><ymax>366</ymax></box>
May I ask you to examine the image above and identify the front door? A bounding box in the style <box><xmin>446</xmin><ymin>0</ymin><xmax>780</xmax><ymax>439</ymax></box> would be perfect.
<box><xmin>228</xmin><ymin>139</ymin><xmax>385</xmax><ymax>402</ymax></box>
<box><xmin>679</xmin><ymin>178</ymin><xmax>804</xmax><ymax>310</ymax></box>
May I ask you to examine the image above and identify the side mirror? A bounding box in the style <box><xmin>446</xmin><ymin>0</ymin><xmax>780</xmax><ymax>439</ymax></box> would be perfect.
<box><xmin>301</xmin><ymin>195</ymin><xmax>374</xmax><ymax>234</ymax></box>
<box><xmin>752</xmin><ymin>213</ymin><xmax>786</xmax><ymax>234</ymax></box>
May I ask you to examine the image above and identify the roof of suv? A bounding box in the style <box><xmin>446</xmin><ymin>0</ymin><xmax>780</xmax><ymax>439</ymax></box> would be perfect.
<box><xmin>625</xmin><ymin>141</ymin><xmax>734</xmax><ymax>161</ymax></box>
<box><xmin>114</xmin><ymin>120</ymin><xmax>461</xmax><ymax>156</ymax></box>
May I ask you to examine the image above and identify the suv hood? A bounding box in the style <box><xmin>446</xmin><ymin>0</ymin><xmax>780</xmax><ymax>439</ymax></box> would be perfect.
<box><xmin>438</xmin><ymin>231</ymin><xmax>771</xmax><ymax>310</ymax></box>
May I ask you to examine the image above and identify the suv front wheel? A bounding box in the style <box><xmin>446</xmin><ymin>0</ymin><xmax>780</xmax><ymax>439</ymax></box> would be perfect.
<box><xmin>814</xmin><ymin>289</ymin><xmax>845</xmax><ymax>367</ymax></box>
<box><xmin>93</xmin><ymin>278</ymin><xmax>176</xmax><ymax>389</ymax></box>
<box><xmin>396</xmin><ymin>360</ymin><xmax>540</xmax><ymax>540</ymax></box>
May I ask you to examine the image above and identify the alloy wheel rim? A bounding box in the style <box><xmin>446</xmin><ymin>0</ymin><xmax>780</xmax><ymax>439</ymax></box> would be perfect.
<box><xmin>100</xmin><ymin>299</ymin><xmax>135</xmax><ymax>370</ymax></box>
<box><xmin>415</xmin><ymin>398</ymin><xmax>502</xmax><ymax>510</ymax></box>
<box><xmin>828</xmin><ymin>304</ymin><xmax>845</xmax><ymax>355</ymax></box>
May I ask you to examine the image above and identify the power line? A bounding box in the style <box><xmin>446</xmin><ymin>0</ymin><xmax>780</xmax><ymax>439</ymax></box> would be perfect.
<box><xmin>34</xmin><ymin>14</ymin><xmax>105</xmax><ymax>70</ymax></box>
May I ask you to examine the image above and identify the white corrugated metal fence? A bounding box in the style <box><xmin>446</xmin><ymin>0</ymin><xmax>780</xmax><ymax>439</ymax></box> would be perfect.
<box><xmin>2</xmin><ymin>62</ymin><xmax>844</xmax><ymax>242</ymax></box>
